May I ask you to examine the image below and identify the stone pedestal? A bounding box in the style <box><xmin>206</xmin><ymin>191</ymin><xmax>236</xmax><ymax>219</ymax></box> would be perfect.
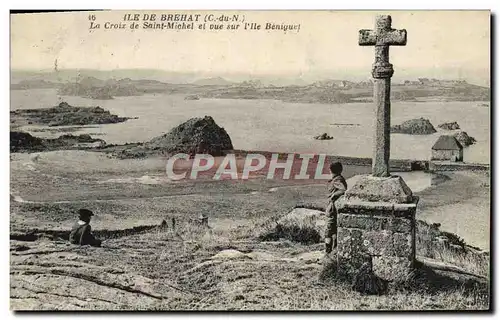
<box><xmin>336</xmin><ymin>175</ymin><xmax>418</xmax><ymax>282</ymax></box>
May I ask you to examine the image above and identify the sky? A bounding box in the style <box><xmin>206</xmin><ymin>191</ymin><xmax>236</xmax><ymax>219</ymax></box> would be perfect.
<box><xmin>10</xmin><ymin>10</ymin><xmax>491</xmax><ymax>85</ymax></box>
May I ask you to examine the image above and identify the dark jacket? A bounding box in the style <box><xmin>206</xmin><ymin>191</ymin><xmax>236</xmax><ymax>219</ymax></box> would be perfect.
<box><xmin>69</xmin><ymin>222</ymin><xmax>101</xmax><ymax>247</ymax></box>
<box><xmin>328</xmin><ymin>174</ymin><xmax>347</xmax><ymax>202</ymax></box>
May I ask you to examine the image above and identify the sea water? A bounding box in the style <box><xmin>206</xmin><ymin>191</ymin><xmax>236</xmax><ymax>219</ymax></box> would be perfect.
<box><xmin>11</xmin><ymin>89</ymin><xmax>490</xmax><ymax>164</ymax></box>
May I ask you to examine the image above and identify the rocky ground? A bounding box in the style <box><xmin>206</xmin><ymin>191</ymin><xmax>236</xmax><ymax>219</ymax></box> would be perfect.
<box><xmin>11</xmin><ymin>203</ymin><xmax>490</xmax><ymax>312</ymax></box>
<box><xmin>9</xmin><ymin>149</ymin><xmax>490</xmax><ymax>311</ymax></box>
<box><xmin>389</xmin><ymin>119</ymin><xmax>477</xmax><ymax>148</ymax></box>
<box><xmin>10</xmin><ymin>211</ymin><xmax>489</xmax><ymax>311</ymax></box>
<box><xmin>391</xmin><ymin>118</ymin><xmax>437</xmax><ymax>135</ymax></box>
<box><xmin>10</xmin><ymin>131</ymin><xmax>105</xmax><ymax>153</ymax></box>
<box><xmin>438</xmin><ymin>121</ymin><xmax>461</xmax><ymax>130</ymax></box>
<box><xmin>10</xmin><ymin>102</ymin><xmax>130</xmax><ymax>127</ymax></box>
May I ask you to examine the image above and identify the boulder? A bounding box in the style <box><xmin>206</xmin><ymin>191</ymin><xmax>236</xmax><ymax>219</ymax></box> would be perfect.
<box><xmin>10</xmin><ymin>131</ymin><xmax>45</xmax><ymax>152</ymax></box>
<box><xmin>146</xmin><ymin>116</ymin><xmax>233</xmax><ymax>156</ymax></box>
<box><xmin>92</xmin><ymin>106</ymin><xmax>106</xmax><ymax>113</ymax></box>
<box><xmin>391</xmin><ymin>118</ymin><xmax>437</xmax><ymax>135</ymax></box>
<box><xmin>314</xmin><ymin>133</ymin><xmax>333</xmax><ymax>140</ymax></box>
<box><xmin>277</xmin><ymin>207</ymin><xmax>327</xmax><ymax>231</ymax></box>
<box><xmin>57</xmin><ymin>101</ymin><xmax>71</xmax><ymax>109</ymax></box>
<box><xmin>453</xmin><ymin>131</ymin><xmax>476</xmax><ymax>147</ymax></box>
<box><xmin>211</xmin><ymin>249</ymin><xmax>251</xmax><ymax>261</ymax></box>
<box><xmin>438</xmin><ymin>121</ymin><xmax>460</xmax><ymax>130</ymax></box>
<box><xmin>184</xmin><ymin>95</ymin><xmax>200</xmax><ymax>101</ymax></box>
<box><xmin>258</xmin><ymin>208</ymin><xmax>324</xmax><ymax>244</ymax></box>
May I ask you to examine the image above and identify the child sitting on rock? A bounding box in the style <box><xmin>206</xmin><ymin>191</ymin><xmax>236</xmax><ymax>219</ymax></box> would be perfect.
<box><xmin>69</xmin><ymin>209</ymin><xmax>102</xmax><ymax>247</ymax></box>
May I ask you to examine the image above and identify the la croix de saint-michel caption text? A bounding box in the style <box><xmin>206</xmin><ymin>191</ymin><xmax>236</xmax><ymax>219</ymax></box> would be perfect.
<box><xmin>88</xmin><ymin>13</ymin><xmax>301</xmax><ymax>32</ymax></box>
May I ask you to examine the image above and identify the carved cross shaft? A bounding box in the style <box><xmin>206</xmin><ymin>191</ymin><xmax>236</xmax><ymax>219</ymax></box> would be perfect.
<box><xmin>359</xmin><ymin>15</ymin><xmax>407</xmax><ymax>177</ymax></box>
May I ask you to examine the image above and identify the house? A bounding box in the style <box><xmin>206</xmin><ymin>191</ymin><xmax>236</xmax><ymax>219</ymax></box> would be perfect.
<box><xmin>431</xmin><ymin>135</ymin><xmax>463</xmax><ymax>162</ymax></box>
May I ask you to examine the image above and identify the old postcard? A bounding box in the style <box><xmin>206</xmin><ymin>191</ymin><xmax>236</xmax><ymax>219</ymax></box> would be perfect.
<box><xmin>10</xmin><ymin>10</ymin><xmax>490</xmax><ymax>311</ymax></box>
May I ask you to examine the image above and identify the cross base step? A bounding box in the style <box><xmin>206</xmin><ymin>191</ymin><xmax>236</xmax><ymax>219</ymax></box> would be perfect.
<box><xmin>343</xmin><ymin>175</ymin><xmax>414</xmax><ymax>204</ymax></box>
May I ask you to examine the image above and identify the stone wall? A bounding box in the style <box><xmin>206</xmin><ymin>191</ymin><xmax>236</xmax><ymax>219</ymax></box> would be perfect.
<box><xmin>431</xmin><ymin>149</ymin><xmax>462</xmax><ymax>161</ymax></box>
<box><xmin>429</xmin><ymin>161</ymin><xmax>489</xmax><ymax>172</ymax></box>
<box><xmin>336</xmin><ymin>197</ymin><xmax>418</xmax><ymax>282</ymax></box>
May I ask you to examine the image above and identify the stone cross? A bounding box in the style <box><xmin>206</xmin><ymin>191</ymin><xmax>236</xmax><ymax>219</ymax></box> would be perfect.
<box><xmin>359</xmin><ymin>15</ymin><xmax>407</xmax><ymax>177</ymax></box>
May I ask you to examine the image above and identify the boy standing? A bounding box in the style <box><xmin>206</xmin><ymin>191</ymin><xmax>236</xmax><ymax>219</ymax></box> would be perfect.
<box><xmin>324</xmin><ymin>162</ymin><xmax>347</xmax><ymax>254</ymax></box>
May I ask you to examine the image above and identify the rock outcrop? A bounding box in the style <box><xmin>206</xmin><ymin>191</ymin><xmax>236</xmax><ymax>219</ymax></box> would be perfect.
<box><xmin>103</xmin><ymin>116</ymin><xmax>234</xmax><ymax>159</ymax></box>
<box><xmin>10</xmin><ymin>102</ymin><xmax>129</xmax><ymax>127</ymax></box>
<box><xmin>10</xmin><ymin>131</ymin><xmax>45</xmax><ymax>152</ymax></box>
<box><xmin>438</xmin><ymin>121</ymin><xmax>460</xmax><ymax>130</ymax></box>
<box><xmin>314</xmin><ymin>133</ymin><xmax>333</xmax><ymax>140</ymax></box>
<box><xmin>391</xmin><ymin>118</ymin><xmax>437</xmax><ymax>135</ymax></box>
<box><xmin>10</xmin><ymin>131</ymin><xmax>105</xmax><ymax>153</ymax></box>
<box><xmin>146</xmin><ymin>116</ymin><xmax>233</xmax><ymax>156</ymax></box>
<box><xmin>453</xmin><ymin>131</ymin><xmax>477</xmax><ymax>147</ymax></box>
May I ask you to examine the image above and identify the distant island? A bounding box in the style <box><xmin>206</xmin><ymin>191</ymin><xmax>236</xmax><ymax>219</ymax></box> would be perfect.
<box><xmin>10</xmin><ymin>101</ymin><xmax>131</xmax><ymax>127</ymax></box>
<box><xmin>198</xmin><ymin>78</ymin><xmax>490</xmax><ymax>104</ymax></box>
<box><xmin>192</xmin><ymin>77</ymin><xmax>234</xmax><ymax>86</ymax></box>
<box><xmin>10</xmin><ymin>71</ymin><xmax>490</xmax><ymax>104</ymax></box>
<box><xmin>10</xmin><ymin>79</ymin><xmax>57</xmax><ymax>90</ymax></box>
<box><xmin>56</xmin><ymin>77</ymin><xmax>172</xmax><ymax>100</ymax></box>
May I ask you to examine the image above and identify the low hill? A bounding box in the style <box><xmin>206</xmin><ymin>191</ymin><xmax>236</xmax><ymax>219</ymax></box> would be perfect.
<box><xmin>10</xmin><ymin>69</ymin><xmax>199</xmax><ymax>84</ymax></box>
<box><xmin>10</xmin><ymin>79</ymin><xmax>58</xmax><ymax>90</ymax></box>
<box><xmin>197</xmin><ymin>79</ymin><xmax>489</xmax><ymax>104</ymax></box>
<box><xmin>11</xmin><ymin>69</ymin><xmax>490</xmax><ymax>104</ymax></box>
<box><xmin>192</xmin><ymin>77</ymin><xmax>234</xmax><ymax>86</ymax></box>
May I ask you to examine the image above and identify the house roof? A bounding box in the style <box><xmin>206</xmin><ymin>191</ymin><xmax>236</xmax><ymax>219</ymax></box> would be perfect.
<box><xmin>432</xmin><ymin>135</ymin><xmax>463</xmax><ymax>150</ymax></box>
